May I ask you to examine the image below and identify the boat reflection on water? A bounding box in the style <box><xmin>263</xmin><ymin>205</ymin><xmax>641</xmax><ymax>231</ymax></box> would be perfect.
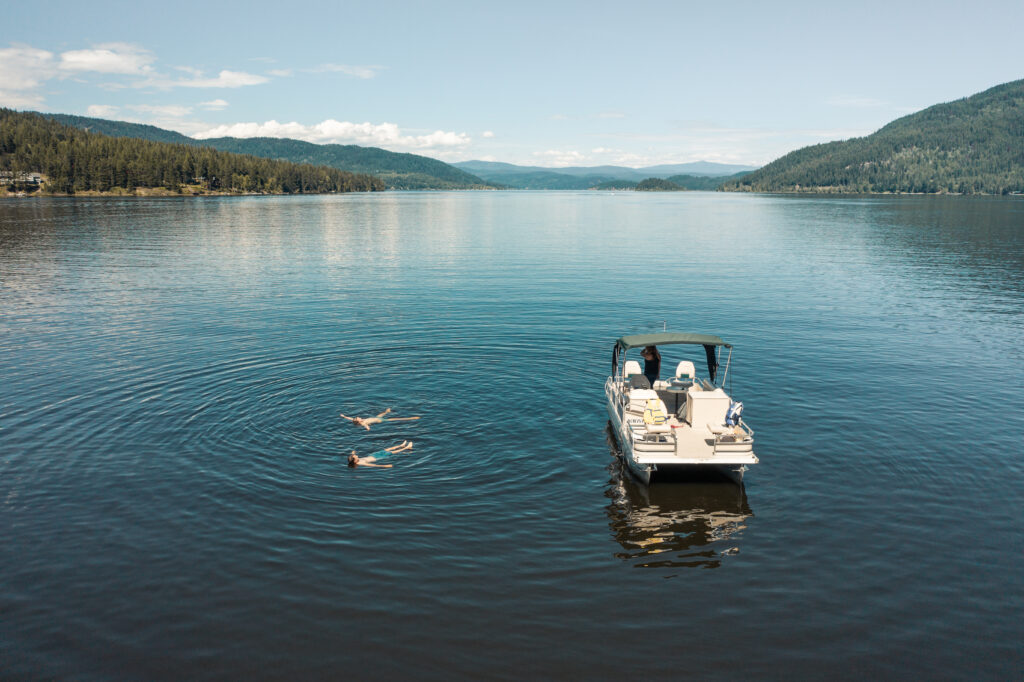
<box><xmin>605</xmin><ymin>445</ymin><xmax>754</xmax><ymax>570</ymax></box>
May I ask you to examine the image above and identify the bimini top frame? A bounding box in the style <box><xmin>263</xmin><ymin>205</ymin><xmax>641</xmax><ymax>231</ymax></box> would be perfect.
<box><xmin>612</xmin><ymin>332</ymin><xmax>734</xmax><ymax>386</ymax></box>
<box><xmin>615</xmin><ymin>332</ymin><xmax>730</xmax><ymax>351</ymax></box>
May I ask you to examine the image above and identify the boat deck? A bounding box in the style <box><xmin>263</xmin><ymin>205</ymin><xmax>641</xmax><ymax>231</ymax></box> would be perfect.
<box><xmin>616</xmin><ymin>386</ymin><xmax>758</xmax><ymax>468</ymax></box>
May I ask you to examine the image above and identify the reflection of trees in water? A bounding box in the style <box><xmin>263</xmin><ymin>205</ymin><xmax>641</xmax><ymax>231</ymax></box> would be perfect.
<box><xmin>605</xmin><ymin>431</ymin><xmax>753</xmax><ymax>570</ymax></box>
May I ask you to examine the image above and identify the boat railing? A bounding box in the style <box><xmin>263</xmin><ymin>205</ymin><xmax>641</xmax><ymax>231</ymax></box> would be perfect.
<box><xmin>710</xmin><ymin>418</ymin><xmax>754</xmax><ymax>455</ymax></box>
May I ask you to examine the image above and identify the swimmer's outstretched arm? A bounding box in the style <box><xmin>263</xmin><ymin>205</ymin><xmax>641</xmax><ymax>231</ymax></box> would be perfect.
<box><xmin>359</xmin><ymin>462</ymin><xmax>393</xmax><ymax>468</ymax></box>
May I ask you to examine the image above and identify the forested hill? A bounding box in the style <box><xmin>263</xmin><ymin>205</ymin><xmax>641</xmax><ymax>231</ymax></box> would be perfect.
<box><xmin>1</xmin><ymin>109</ymin><xmax>384</xmax><ymax>195</ymax></box>
<box><xmin>38</xmin><ymin>112</ymin><xmax>494</xmax><ymax>190</ymax></box>
<box><xmin>198</xmin><ymin>137</ymin><xmax>492</xmax><ymax>190</ymax></box>
<box><xmin>667</xmin><ymin>171</ymin><xmax>751</xmax><ymax>190</ymax></box>
<box><xmin>722</xmin><ymin>79</ymin><xmax>1024</xmax><ymax>195</ymax></box>
<box><xmin>454</xmin><ymin>159</ymin><xmax>754</xmax><ymax>189</ymax></box>
<box><xmin>45</xmin><ymin>113</ymin><xmax>194</xmax><ymax>145</ymax></box>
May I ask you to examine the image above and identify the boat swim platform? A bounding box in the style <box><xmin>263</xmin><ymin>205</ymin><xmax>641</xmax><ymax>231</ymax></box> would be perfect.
<box><xmin>632</xmin><ymin>451</ymin><xmax>759</xmax><ymax>465</ymax></box>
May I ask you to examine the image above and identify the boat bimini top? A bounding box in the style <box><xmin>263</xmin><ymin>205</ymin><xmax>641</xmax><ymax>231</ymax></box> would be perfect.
<box><xmin>613</xmin><ymin>332</ymin><xmax>733</xmax><ymax>385</ymax></box>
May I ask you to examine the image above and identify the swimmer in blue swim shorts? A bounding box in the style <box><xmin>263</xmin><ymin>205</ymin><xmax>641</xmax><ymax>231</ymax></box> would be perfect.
<box><xmin>348</xmin><ymin>441</ymin><xmax>413</xmax><ymax>468</ymax></box>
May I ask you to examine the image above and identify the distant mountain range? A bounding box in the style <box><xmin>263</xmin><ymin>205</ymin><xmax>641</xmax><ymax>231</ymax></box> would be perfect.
<box><xmin>721</xmin><ymin>78</ymin><xmax>1024</xmax><ymax>194</ymax></box>
<box><xmin>41</xmin><ymin>114</ymin><xmax>494</xmax><ymax>190</ymax></box>
<box><xmin>37</xmin><ymin>113</ymin><xmax>760</xmax><ymax>192</ymax></box>
<box><xmin>29</xmin><ymin>77</ymin><xmax>1024</xmax><ymax>196</ymax></box>
<box><xmin>453</xmin><ymin>160</ymin><xmax>756</xmax><ymax>189</ymax></box>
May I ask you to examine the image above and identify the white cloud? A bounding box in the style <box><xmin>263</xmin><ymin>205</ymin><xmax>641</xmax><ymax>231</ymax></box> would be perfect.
<box><xmin>482</xmin><ymin>130</ymin><xmax>495</xmax><ymax>138</ymax></box>
<box><xmin>129</xmin><ymin>104</ymin><xmax>193</xmax><ymax>117</ymax></box>
<box><xmin>199</xmin><ymin>98</ymin><xmax>229</xmax><ymax>110</ymax></box>
<box><xmin>311</xmin><ymin>63</ymin><xmax>383</xmax><ymax>79</ymax></box>
<box><xmin>131</xmin><ymin>68</ymin><xmax>269</xmax><ymax>90</ymax></box>
<box><xmin>173</xmin><ymin>70</ymin><xmax>268</xmax><ymax>88</ymax></box>
<box><xmin>193</xmin><ymin>118</ymin><xmax>471</xmax><ymax>151</ymax></box>
<box><xmin>59</xmin><ymin>43</ymin><xmax>154</xmax><ymax>74</ymax></box>
<box><xmin>0</xmin><ymin>45</ymin><xmax>55</xmax><ymax>107</ymax></box>
<box><xmin>86</xmin><ymin>104</ymin><xmax>119</xmax><ymax>117</ymax></box>
<box><xmin>0</xmin><ymin>46</ymin><xmax>55</xmax><ymax>89</ymax></box>
<box><xmin>268</xmin><ymin>69</ymin><xmax>292</xmax><ymax>77</ymax></box>
<box><xmin>0</xmin><ymin>90</ymin><xmax>46</xmax><ymax>108</ymax></box>
<box><xmin>0</xmin><ymin>41</ymin><xmax>272</xmax><ymax>109</ymax></box>
<box><xmin>532</xmin><ymin>149</ymin><xmax>587</xmax><ymax>166</ymax></box>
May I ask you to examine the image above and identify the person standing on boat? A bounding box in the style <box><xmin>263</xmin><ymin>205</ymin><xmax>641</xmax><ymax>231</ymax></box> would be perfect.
<box><xmin>641</xmin><ymin>345</ymin><xmax>661</xmax><ymax>387</ymax></box>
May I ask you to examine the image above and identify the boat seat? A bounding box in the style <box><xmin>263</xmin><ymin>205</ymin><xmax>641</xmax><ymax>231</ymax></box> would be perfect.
<box><xmin>628</xmin><ymin>419</ymin><xmax>673</xmax><ymax>444</ymax></box>
<box><xmin>627</xmin><ymin>388</ymin><xmax>658</xmax><ymax>412</ymax></box>
<box><xmin>675</xmin><ymin>361</ymin><xmax>695</xmax><ymax>382</ymax></box>
<box><xmin>628</xmin><ymin>374</ymin><xmax>651</xmax><ymax>390</ymax></box>
<box><xmin>623</xmin><ymin>360</ymin><xmax>643</xmax><ymax>382</ymax></box>
<box><xmin>664</xmin><ymin>360</ymin><xmax>695</xmax><ymax>390</ymax></box>
<box><xmin>643</xmin><ymin>398</ymin><xmax>670</xmax><ymax>426</ymax></box>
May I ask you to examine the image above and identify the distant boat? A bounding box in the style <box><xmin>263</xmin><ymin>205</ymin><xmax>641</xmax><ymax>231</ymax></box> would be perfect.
<box><xmin>606</xmin><ymin>332</ymin><xmax>758</xmax><ymax>484</ymax></box>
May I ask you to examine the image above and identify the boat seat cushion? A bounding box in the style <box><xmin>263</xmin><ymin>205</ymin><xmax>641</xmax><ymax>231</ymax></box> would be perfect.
<box><xmin>628</xmin><ymin>374</ymin><xmax>652</xmax><ymax>390</ymax></box>
<box><xmin>627</xmin><ymin>388</ymin><xmax>659</xmax><ymax>412</ymax></box>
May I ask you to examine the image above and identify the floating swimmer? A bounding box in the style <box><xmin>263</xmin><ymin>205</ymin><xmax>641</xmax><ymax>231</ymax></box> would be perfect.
<box><xmin>347</xmin><ymin>441</ymin><xmax>413</xmax><ymax>468</ymax></box>
<box><xmin>339</xmin><ymin>407</ymin><xmax>421</xmax><ymax>431</ymax></box>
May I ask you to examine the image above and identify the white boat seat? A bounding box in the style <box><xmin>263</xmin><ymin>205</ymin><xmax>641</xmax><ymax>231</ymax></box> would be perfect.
<box><xmin>665</xmin><ymin>360</ymin><xmax>695</xmax><ymax>390</ymax></box>
<box><xmin>707</xmin><ymin>423</ymin><xmax>748</xmax><ymax>445</ymax></box>
<box><xmin>675</xmin><ymin>361</ymin><xmax>696</xmax><ymax>380</ymax></box>
<box><xmin>627</xmin><ymin>388</ymin><xmax>659</xmax><ymax>412</ymax></box>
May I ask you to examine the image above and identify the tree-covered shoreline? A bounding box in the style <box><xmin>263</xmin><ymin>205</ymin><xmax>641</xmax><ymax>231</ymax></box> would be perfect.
<box><xmin>721</xmin><ymin>79</ymin><xmax>1024</xmax><ymax>195</ymax></box>
<box><xmin>41</xmin><ymin>113</ymin><xmax>495</xmax><ymax>190</ymax></box>
<box><xmin>1</xmin><ymin>109</ymin><xmax>384</xmax><ymax>196</ymax></box>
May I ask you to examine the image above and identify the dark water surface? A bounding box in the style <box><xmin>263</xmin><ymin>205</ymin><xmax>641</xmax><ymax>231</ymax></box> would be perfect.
<box><xmin>1</xmin><ymin>192</ymin><xmax>1021</xmax><ymax>679</ymax></box>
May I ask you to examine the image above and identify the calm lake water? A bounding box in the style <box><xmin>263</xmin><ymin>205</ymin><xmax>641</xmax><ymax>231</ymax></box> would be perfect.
<box><xmin>1</xmin><ymin>192</ymin><xmax>1022</xmax><ymax>679</ymax></box>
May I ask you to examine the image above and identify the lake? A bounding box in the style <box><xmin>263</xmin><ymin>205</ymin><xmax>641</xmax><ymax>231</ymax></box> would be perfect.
<box><xmin>1</xmin><ymin>192</ymin><xmax>1021</xmax><ymax>679</ymax></box>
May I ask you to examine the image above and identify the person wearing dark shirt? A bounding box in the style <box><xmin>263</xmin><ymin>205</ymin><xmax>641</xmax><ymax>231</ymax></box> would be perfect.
<box><xmin>641</xmin><ymin>345</ymin><xmax>661</xmax><ymax>387</ymax></box>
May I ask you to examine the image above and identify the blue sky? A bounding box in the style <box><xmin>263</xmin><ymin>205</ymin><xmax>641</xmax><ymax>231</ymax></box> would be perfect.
<box><xmin>3</xmin><ymin>0</ymin><xmax>1022</xmax><ymax>167</ymax></box>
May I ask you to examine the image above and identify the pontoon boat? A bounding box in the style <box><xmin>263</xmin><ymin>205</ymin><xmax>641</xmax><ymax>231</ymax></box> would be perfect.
<box><xmin>605</xmin><ymin>332</ymin><xmax>758</xmax><ymax>484</ymax></box>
